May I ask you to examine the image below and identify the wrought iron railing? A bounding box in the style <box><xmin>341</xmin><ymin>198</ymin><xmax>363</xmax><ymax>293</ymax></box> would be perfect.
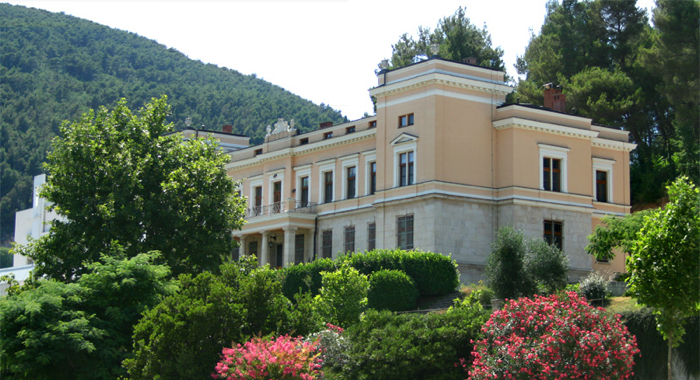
<box><xmin>245</xmin><ymin>200</ymin><xmax>317</xmax><ymax>218</ymax></box>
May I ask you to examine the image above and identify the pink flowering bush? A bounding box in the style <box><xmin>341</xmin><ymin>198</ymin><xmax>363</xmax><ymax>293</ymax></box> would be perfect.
<box><xmin>212</xmin><ymin>335</ymin><xmax>323</xmax><ymax>380</ymax></box>
<box><xmin>466</xmin><ymin>292</ymin><xmax>640</xmax><ymax>380</ymax></box>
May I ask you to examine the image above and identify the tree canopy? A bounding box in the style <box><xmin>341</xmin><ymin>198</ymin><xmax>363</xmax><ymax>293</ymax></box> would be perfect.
<box><xmin>627</xmin><ymin>176</ymin><xmax>699</xmax><ymax>379</ymax></box>
<box><xmin>380</xmin><ymin>6</ymin><xmax>506</xmax><ymax>75</ymax></box>
<box><xmin>515</xmin><ymin>0</ymin><xmax>699</xmax><ymax>204</ymax></box>
<box><xmin>24</xmin><ymin>96</ymin><xmax>244</xmax><ymax>280</ymax></box>
<box><xmin>0</xmin><ymin>3</ymin><xmax>347</xmax><ymax>243</ymax></box>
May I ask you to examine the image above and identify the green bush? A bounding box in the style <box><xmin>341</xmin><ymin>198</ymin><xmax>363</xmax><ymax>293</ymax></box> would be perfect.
<box><xmin>281</xmin><ymin>258</ymin><xmax>336</xmax><ymax>300</ymax></box>
<box><xmin>341</xmin><ymin>249</ymin><xmax>458</xmax><ymax>296</ymax></box>
<box><xmin>367</xmin><ymin>269</ymin><xmax>419</xmax><ymax>312</ymax></box>
<box><xmin>336</xmin><ymin>300</ymin><xmax>487</xmax><ymax>380</ymax></box>
<box><xmin>460</xmin><ymin>282</ymin><xmax>495</xmax><ymax>308</ymax></box>
<box><xmin>525</xmin><ymin>238</ymin><xmax>569</xmax><ymax>294</ymax></box>
<box><xmin>315</xmin><ymin>264</ymin><xmax>369</xmax><ymax>328</ymax></box>
<box><xmin>578</xmin><ymin>271</ymin><xmax>609</xmax><ymax>303</ymax></box>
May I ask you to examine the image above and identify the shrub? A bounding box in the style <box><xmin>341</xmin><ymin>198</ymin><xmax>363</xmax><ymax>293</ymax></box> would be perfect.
<box><xmin>306</xmin><ymin>323</ymin><xmax>350</xmax><ymax>377</ymax></box>
<box><xmin>467</xmin><ymin>292</ymin><xmax>639</xmax><ymax>379</ymax></box>
<box><xmin>314</xmin><ymin>264</ymin><xmax>369</xmax><ymax>328</ymax></box>
<box><xmin>213</xmin><ymin>335</ymin><xmax>322</xmax><ymax>380</ymax></box>
<box><xmin>341</xmin><ymin>249</ymin><xmax>458</xmax><ymax>296</ymax></box>
<box><xmin>338</xmin><ymin>300</ymin><xmax>487</xmax><ymax>380</ymax></box>
<box><xmin>367</xmin><ymin>269</ymin><xmax>419</xmax><ymax>311</ymax></box>
<box><xmin>460</xmin><ymin>281</ymin><xmax>495</xmax><ymax>308</ymax></box>
<box><xmin>578</xmin><ymin>271</ymin><xmax>610</xmax><ymax>304</ymax></box>
<box><xmin>485</xmin><ymin>227</ymin><xmax>534</xmax><ymax>300</ymax></box>
<box><xmin>524</xmin><ymin>238</ymin><xmax>569</xmax><ymax>294</ymax></box>
<box><xmin>281</xmin><ymin>258</ymin><xmax>336</xmax><ymax>300</ymax></box>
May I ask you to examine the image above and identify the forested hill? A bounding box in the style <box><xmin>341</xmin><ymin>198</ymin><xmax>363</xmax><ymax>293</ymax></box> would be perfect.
<box><xmin>0</xmin><ymin>3</ymin><xmax>347</xmax><ymax>244</ymax></box>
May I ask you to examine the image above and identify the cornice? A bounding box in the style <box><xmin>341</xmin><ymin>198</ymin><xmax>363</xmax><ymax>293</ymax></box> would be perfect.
<box><xmin>370</xmin><ymin>73</ymin><xmax>511</xmax><ymax>99</ymax></box>
<box><xmin>592</xmin><ymin>138</ymin><xmax>637</xmax><ymax>152</ymax></box>
<box><xmin>493</xmin><ymin>117</ymin><xmax>599</xmax><ymax>140</ymax></box>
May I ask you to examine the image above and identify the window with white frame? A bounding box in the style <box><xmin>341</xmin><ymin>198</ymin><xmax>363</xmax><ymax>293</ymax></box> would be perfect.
<box><xmin>248</xmin><ymin>177</ymin><xmax>264</xmax><ymax>216</ymax></box>
<box><xmin>294</xmin><ymin>165</ymin><xmax>312</xmax><ymax>208</ymax></box>
<box><xmin>267</xmin><ymin>170</ymin><xmax>284</xmax><ymax>212</ymax></box>
<box><xmin>391</xmin><ymin>136</ymin><xmax>417</xmax><ymax>188</ymax></box>
<box><xmin>539</xmin><ymin>144</ymin><xmax>569</xmax><ymax>193</ymax></box>
<box><xmin>592</xmin><ymin>158</ymin><xmax>615</xmax><ymax>203</ymax></box>
<box><xmin>363</xmin><ymin>151</ymin><xmax>377</xmax><ymax>196</ymax></box>
<box><xmin>318</xmin><ymin>161</ymin><xmax>336</xmax><ymax>204</ymax></box>
<box><xmin>341</xmin><ymin>156</ymin><xmax>359</xmax><ymax>200</ymax></box>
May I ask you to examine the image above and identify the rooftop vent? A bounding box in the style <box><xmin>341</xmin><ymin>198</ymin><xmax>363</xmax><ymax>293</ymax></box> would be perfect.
<box><xmin>319</xmin><ymin>121</ymin><xmax>333</xmax><ymax>129</ymax></box>
<box><xmin>543</xmin><ymin>83</ymin><xmax>566</xmax><ymax>113</ymax></box>
<box><xmin>463</xmin><ymin>57</ymin><xmax>477</xmax><ymax>65</ymax></box>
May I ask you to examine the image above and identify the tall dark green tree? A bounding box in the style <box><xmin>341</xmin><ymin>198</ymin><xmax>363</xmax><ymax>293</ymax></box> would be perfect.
<box><xmin>23</xmin><ymin>97</ymin><xmax>245</xmax><ymax>280</ymax></box>
<box><xmin>381</xmin><ymin>7</ymin><xmax>506</xmax><ymax>75</ymax></box>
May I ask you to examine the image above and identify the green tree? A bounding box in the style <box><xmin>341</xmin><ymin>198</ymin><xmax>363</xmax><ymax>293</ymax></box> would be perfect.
<box><xmin>0</xmin><ymin>249</ymin><xmax>175</xmax><ymax>380</ymax></box>
<box><xmin>524</xmin><ymin>238</ymin><xmax>569</xmax><ymax>295</ymax></box>
<box><xmin>585</xmin><ymin>209</ymin><xmax>654</xmax><ymax>261</ymax></box>
<box><xmin>485</xmin><ymin>227</ymin><xmax>535</xmax><ymax>300</ymax></box>
<box><xmin>0</xmin><ymin>247</ymin><xmax>13</xmax><ymax>268</ymax></box>
<box><xmin>315</xmin><ymin>263</ymin><xmax>369</xmax><ymax>328</ymax></box>
<box><xmin>381</xmin><ymin>7</ymin><xmax>506</xmax><ymax>75</ymax></box>
<box><xmin>627</xmin><ymin>176</ymin><xmax>699</xmax><ymax>380</ymax></box>
<box><xmin>23</xmin><ymin>96</ymin><xmax>244</xmax><ymax>280</ymax></box>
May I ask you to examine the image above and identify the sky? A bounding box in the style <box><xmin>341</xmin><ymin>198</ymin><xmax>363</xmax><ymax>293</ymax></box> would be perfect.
<box><xmin>6</xmin><ymin>0</ymin><xmax>656</xmax><ymax>122</ymax></box>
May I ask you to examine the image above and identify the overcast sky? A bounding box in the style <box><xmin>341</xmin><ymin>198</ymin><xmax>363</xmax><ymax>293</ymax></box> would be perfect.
<box><xmin>6</xmin><ymin>0</ymin><xmax>656</xmax><ymax>122</ymax></box>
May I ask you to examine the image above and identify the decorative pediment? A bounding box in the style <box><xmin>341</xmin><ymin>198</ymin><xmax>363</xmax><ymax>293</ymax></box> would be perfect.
<box><xmin>390</xmin><ymin>133</ymin><xmax>419</xmax><ymax>146</ymax></box>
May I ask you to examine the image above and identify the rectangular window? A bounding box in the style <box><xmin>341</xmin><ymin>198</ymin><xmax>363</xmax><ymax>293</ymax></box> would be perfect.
<box><xmin>398</xmin><ymin>113</ymin><xmax>414</xmax><ymax>127</ymax></box>
<box><xmin>232</xmin><ymin>246</ymin><xmax>240</xmax><ymax>261</ymax></box>
<box><xmin>368</xmin><ymin>222</ymin><xmax>376</xmax><ymax>251</ymax></box>
<box><xmin>324</xmin><ymin>132</ymin><xmax>333</xmax><ymax>140</ymax></box>
<box><xmin>397</xmin><ymin>215</ymin><xmax>414</xmax><ymax>250</ymax></box>
<box><xmin>344</xmin><ymin>226</ymin><xmax>355</xmax><ymax>253</ymax></box>
<box><xmin>543</xmin><ymin>220</ymin><xmax>563</xmax><ymax>250</ymax></box>
<box><xmin>249</xmin><ymin>241</ymin><xmax>258</xmax><ymax>258</ymax></box>
<box><xmin>294</xmin><ymin>234</ymin><xmax>305</xmax><ymax>264</ymax></box>
<box><xmin>273</xmin><ymin>181</ymin><xmax>282</xmax><ymax>213</ymax></box>
<box><xmin>254</xmin><ymin>186</ymin><xmax>263</xmax><ymax>215</ymax></box>
<box><xmin>346</xmin><ymin>126</ymin><xmax>355</xmax><ymax>134</ymax></box>
<box><xmin>399</xmin><ymin>152</ymin><xmax>415</xmax><ymax>186</ymax></box>
<box><xmin>369</xmin><ymin>121</ymin><xmax>377</xmax><ymax>128</ymax></box>
<box><xmin>300</xmin><ymin>176</ymin><xmax>309</xmax><ymax>207</ymax></box>
<box><xmin>324</xmin><ymin>171</ymin><xmax>333</xmax><ymax>203</ymax></box>
<box><xmin>300</xmin><ymin>138</ymin><xmax>309</xmax><ymax>145</ymax></box>
<box><xmin>596</xmin><ymin>170</ymin><xmax>608</xmax><ymax>202</ymax></box>
<box><xmin>346</xmin><ymin>166</ymin><xmax>356</xmax><ymax>199</ymax></box>
<box><xmin>255</xmin><ymin>148</ymin><xmax>263</xmax><ymax>156</ymax></box>
<box><xmin>369</xmin><ymin>162</ymin><xmax>377</xmax><ymax>195</ymax></box>
<box><xmin>543</xmin><ymin>157</ymin><xmax>561</xmax><ymax>192</ymax></box>
<box><xmin>322</xmin><ymin>230</ymin><xmax>333</xmax><ymax>259</ymax></box>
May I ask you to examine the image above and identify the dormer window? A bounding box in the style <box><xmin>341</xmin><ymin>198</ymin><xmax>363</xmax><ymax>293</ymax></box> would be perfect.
<box><xmin>254</xmin><ymin>148</ymin><xmax>263</xmax><ymax>156</ymax></box>
<box><xmin>324</xmin><ymin>132</ymin><xmax>333</xmax><ymax>140</ymax></box>
<box><xmin>346</xmin><ymin>126</ymin><xmax>355</xmax><ymax>134</ymax></box>
<box><xmin>398</xmin><ymin>113</ymin><xmax>414</xmax><ymax>128</ymax></box>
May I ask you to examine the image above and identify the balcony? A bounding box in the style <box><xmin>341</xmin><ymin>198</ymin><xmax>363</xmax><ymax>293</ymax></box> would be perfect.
<box><xmin>245</xmin><ymin>198</ymin><xmax>317</xmax><ymax>219</ymax></box>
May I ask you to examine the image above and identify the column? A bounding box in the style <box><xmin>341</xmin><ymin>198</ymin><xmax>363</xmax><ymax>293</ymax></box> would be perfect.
<box><xmin>305</xmin><ymin>228</ymin><xmax>315</xmax><ymax>262</ymax></box>
<box><xmin>283</xmin><ymin>227</ymin><xmax>297</xmax><ymax>267</ymax></box>
<box><xmin>261</xmin><ymin>231</ymin><xmax>270</xmax><ymax>267</ymax></box>
<box><xmin>238</xmin><ymin>235</ymin><xmax>247</xmax><ymax>257</ymax></box>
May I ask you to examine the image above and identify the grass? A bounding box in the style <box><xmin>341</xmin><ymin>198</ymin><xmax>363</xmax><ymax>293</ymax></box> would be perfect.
<box><xmin>605</xmin><ymin>296</ymin><xmax>643</xmax><ymax>314</ymax></box>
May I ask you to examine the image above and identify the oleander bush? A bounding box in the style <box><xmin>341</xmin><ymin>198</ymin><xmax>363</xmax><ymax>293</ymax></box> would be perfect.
<box><xmin>335</xmin><ymin>298</ymin><xmax>487</xmax><ymax>380</ymax></box>
<box><xmin>340</xmin><ymin>249</ymin><xmax>459</xmax><ymax>296</ymax></box>
<box><xmin>467</xmin><ymin>292</ymin><xmax>639</xmax><ymax>379</ymax></box>
<box><xmin>367</xmin><ymin>269</ymin><xmax>419</xmax><ymax>312</ymax></box>
<box><xmin>213</xmin><ymin>335</ymin><xmax>323</xmax><ymax>380</ymax></box>
<box><xmin>306</xmin><ymin>323</ymin><xmax>349</xmax><ymax>377</ymax></box>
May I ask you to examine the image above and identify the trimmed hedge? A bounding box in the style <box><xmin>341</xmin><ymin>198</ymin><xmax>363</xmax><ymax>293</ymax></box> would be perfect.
<box><xmin>281</xmin><ymin>258</ymin><xmax>336</xmax><ymax>301</ymax></box>
<box><xmin>335</xmin><ymin>303</ymin><xmax>487</xmax><ymax>380</ymax></box>
<box><xmin>340</xmin><ymin>249</ymin><xmax>459</xmax><ymax>296</ymax></box>
<box><xmin>367</xmin><ymin>269</ymin><xmax>419</xmax><ymax>312</ymax></box>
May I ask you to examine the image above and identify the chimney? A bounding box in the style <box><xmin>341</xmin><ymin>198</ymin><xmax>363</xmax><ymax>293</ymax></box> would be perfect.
<box><xmin>222</xmin><ymin>124</ymin><xmax>233</xmax><ymax>134</ymax></box>
<box><xmin>463</xmin><ymin>57</ymin><xmax>477</xmax><ymax>65</ymax></box>
<box><xmin>319</xmin><ymin>121</ymin><xmax>333</xmax><ymax>129</ymax></box>
<box><xmin>543</xmin><ymin>83</ymin><xmax>566</xmax><ymax>113</ymax></box>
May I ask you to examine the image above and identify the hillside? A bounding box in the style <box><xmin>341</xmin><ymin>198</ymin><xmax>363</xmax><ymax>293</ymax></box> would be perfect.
<box><xmin>0</xmin><ymin>4</ymin><xmax>348</xmax><ymax>243</ymax></box>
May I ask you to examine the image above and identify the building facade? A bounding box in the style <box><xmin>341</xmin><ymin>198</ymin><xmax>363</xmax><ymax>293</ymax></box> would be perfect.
<box><xmin>228</xmin><ymin>58</ymin><xmax>636</xmax><ymax>282</ymax></box>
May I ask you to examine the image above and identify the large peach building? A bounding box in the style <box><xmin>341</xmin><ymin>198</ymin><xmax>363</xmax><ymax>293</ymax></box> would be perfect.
<box><xmin>227</xmin><ymin>57</ymin><xmax>636</xmax><ymax>282</ymax></box>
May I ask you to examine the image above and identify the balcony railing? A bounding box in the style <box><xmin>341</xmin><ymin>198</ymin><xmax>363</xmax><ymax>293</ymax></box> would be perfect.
<box><xmin>245</xmin><ymin>199</ymin><xmax>317</xmax><ymax>218</ymax></box>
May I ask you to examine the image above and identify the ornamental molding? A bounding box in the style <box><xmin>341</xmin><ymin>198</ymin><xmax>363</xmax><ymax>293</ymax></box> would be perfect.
<box><xmin>370</xmin><ymin>73</ymin><xmax>511</xmax><ymax>99</ymax></box>
<box><xmin>592</xmin><ymin>138</ymin><xmax>637</xmax><ymax>152</ymax></box>
<box><xmin>493</xmin><ymin>117</ymin><xmax>599</xmax><ymax>140</ymax></box>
